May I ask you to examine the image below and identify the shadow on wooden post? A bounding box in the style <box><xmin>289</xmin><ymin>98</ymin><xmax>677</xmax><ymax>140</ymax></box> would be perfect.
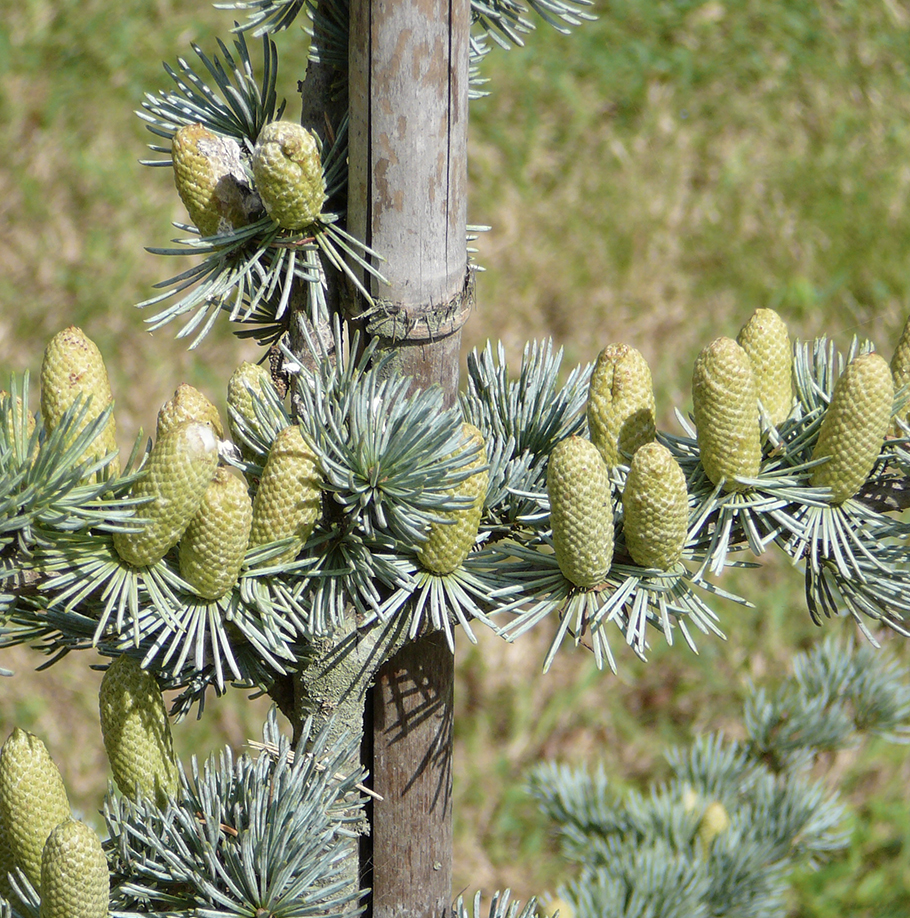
<box><xmin>366</xmin><ymin>632</ymin><xmax>455</xmax><ymax>918</ymax></box>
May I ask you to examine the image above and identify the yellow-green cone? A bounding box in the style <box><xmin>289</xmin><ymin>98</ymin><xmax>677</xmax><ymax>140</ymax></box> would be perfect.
<box><xmin>156</xmin><ymin>383</ymin><xmax>225</xmax><ymax>440</ymax></box>
<box><xmin>172</xmin><ymin>123</ymin><xmax>251</xmax><ymax>237</ymax></box>
<box><xmin>736</xmin><ymin>307</ymin><xmax>794</xmax><ymax>426</ymax></box>
<box><xmin>249</xmin><ymin>425</ymin><xmax>321</xmax><ymax>565</ymax></box>
<box><xmin>227</xmin><ymin>361</ymin><xmax>275</xmax><ymax>459</ymax></box>
<box><xmin>810</xmin><ymin>352</ymin><xmax>893</xmax><ymax>504</ymax></box>
<box><xmin>252</xmin><ymin>121</ymin><xmax>326</xmax><ymax>230</ymax></box>
<box><xmin>39</xmin><ymin>819</ymin><xmax>108</xmax><ymax>918</ymax></box>
<box><xmin>0</xmin><ymin>729</ymin><xmax>71</xmax><ymax>893</ymax></box>
<box><xmin>587</xmin><ymin>344</ymin><xmax>657</xmax><ymax>468</ymax></box>
<box><xmin>0</xmin><ymin>390</ymin><xmax>36</xmax><ymax>465</ymax></box>
<box><xmin>698</xmin><ymin>800</ymin><xmax>731</xmax><ymax>848</ymax></box>
<box><xmin>99</xmin><ymin>656</ymin><xmax>180</xmax><ymax>806</ymax></box>
<box><xmin>548</xmin><ymin>436</ymin><xmax>614</xmax><ymax>587</ymax></box>
<box><xmin>112</xmin><ymin>420</ymin><xmax>219</xmax><ymax>568</ymax></box>
<box><xmin>889</xmin><ymin>315</ymin><xmax>910</xmax><ymax>434</ymax></box>
<box><xmin>621</xmin><ymin>441</ymin><xmax>688</xmax><ymax>570</ymax></box>
<box><xmin>692</xmin><ymin>337</ymin><xmax>762</xmax><ymax>492</ymax></box>
<box><xmin>417</xmin><ymin>423</ymin><xmax>489</xmax><ymax>575</ymax></box>
<box><xmin>179</xmin><ymin>468</ymin><xmax>252</xmax><ymax>599</ymax></box>
<box><xmin>40</xmin><ymin>326</ymin><xmax>119</xmax><ymax>478</ymax></box>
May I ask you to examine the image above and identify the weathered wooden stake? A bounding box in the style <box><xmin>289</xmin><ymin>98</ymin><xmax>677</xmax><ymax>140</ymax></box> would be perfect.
<box><xmin>348</xmin><ymin>0</ymin><xmax>470</xmax><ymax>914</ymax></box>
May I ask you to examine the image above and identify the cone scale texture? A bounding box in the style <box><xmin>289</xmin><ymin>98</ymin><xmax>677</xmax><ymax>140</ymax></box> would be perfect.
<box><xmin>548</xmin><ymin>436</ymin><xmax>614</xmax><ymax>587</ymax></box>
<box><xmin>248</xmin><ymin>425</ymin><xmax>322</xmax><ymax>565</ymax></box>
<box><xmin>112</xmin><ymin>419</ymin><xmax>219</xmax><ymax>568</ymax></box>
<box><xmin>417</xmin><ymin>423</ymin><xmax>489</xmax><ymax>575</ymax></box>
<box><xmin>0</xmin><ymin>729</ymin><xmax>71</xmax><ymax>893</ymax></box>
<box><xmin>156</xmin><ymin>383</ymin><xmax>225</xmax><ymax>440</ymax></box>
<box><xmin>810</xmin><ymin>352</ymin><xmax>893</xmax><ymax>504</ymax></box>
<box><xmin>179</xmin><ymin>467</ymin><xmax>253</xmax><ymax>599</ymax></box>
<box><xmin>587</xmin><ymin>344</ymin><xmax>657</xmax><ymax>468</ymax></box>
<box><xmin>227</xmin><ymin>360</ymin><xmax>275</xmax><ymax>458</ymax></box>
<box><xmin>40</xmin><ymin>326</ymin><xmax>119</xmax><ymax>477</ymax></box>
<box><xmin>172</xmin><ymin>123</ymin><xmax>251</xmax><ymax>237</ymax></box>
<box><xmin>252</xmin><ymin>121</ymin><xmax>326</xmax><ymax>230</ymax></box>
<box><xmin>737</xmin><ymin>307</ymin><xmax>794</xmax><ymax>426</ymax></box>
<box><xmin>39</xmin><ymin>818</ymin><xmax>108</xmax><ymax>918</ymax></box>
<box><xmin>99</xmin><ymin>655</ymin><xmax>180</xmax><ymax>806</ymax></box>
<box><xmin>622</xmin><ymin>441</ymin><xmax>688</xmax><ymax>570</ymax></box>
<box><xmin>692</xmin><ymin>337</ymin><xmax>762</xmax><ymax>492</ymax></box>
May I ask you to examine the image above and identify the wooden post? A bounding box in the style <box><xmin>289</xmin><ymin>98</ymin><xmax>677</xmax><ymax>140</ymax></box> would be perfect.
<box><xmin>348</xmin><ymin>0</ymin><xmax>472</xmax><ymax>401</ymax></box>
<box><xmin>348</xmin><ymin>1</ymin><xmax>470</xmax><ymax>915</ymax></box>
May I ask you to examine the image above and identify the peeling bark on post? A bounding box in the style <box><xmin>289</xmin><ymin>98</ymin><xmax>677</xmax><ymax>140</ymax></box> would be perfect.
<box><xmin>348</xmin><ymin>1</ymin><xmax>470</xmax><ymax>915</ymax></box>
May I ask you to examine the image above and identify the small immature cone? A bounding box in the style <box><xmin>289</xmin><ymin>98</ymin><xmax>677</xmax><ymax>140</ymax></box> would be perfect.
<box><xmin>692</xmin><ymin>337</ymin><xmax>762</xmax><ymax>492</ymax></box>
<box><xmin>548</xmin><ymin>436</ymin><xmax>614</xmax><ymax>587</ymax></box>
<box><xmin>0</xmin><ymin>729</ymin><xmax>71</xmax><ymax>892</ymax></box>
<box><xmin>40</xmin><ymin>326</ymin><xmax>119</xmax><ymax>477</ymax></box>
<box><xmin>252</xmin><ymin>121</ymin><xmax>327</xmax><ymax>230</ymax></box>
<box><xmin>39</xmin><ymin>819</ymin><xmax>108</xmax><ymax>918</ymax></box>
<box><xmin>112</xmin><ymin>420</ymin><xmax>219</xmax><ymax>568</ymax></box>
<box><xmin>889</xmin><ymin>315</ymin><xmax>910</xmax><ymax>434</ymax></box>
<box><xmin>810</xmin><ymin>352</ymin><xmax>893</xmax><ymax>504</ymax></box>
<box><xmin>621</xmin><ymin>442</ymin><xmax>688</xmax><ymax>570</ymax></box>
<box><xmin>156</xmin><ymin>383</ymin><xmax>225</xmax><ymax>440</ymax></box>
<box><xmin>417</xmin><ymin>423</ymin><xmax>489</xmax><ymax>576</ymax></box>
<box><xmin>179</xmin><ymin>468</ymin><xmax>253</xmax><ymax>599</ymax></box>
<box><xmin>99</xmin><ymin>656</ymin><xmax>180</xmax><ymax>807</ymax></box>
<box><xmin>172</xmin><ymin>123</ymin><xmax>252</xmax><ymax>237</ymax></box>
<box><xmin>248</xmin><ymin>425</ymin><xmax>321</xmax><ymax>565</ymax></box>
<box><xmin>698</xmin><ymin>800</ymin><xmax>731</xmax><ymax>848</ymax></box>
<box><xmin>681</xmin><ymin>785</ymin><xmax>700</xmax><ymax>812</ymax></box>
<box><xmin>587</xmin><ymin>344</ymin><xmax>657</xmax><ymax>468</ymax></box>
<box><xmin>0</xmin><ymin>390</ymin><xmax>36</xmax><ymax>465</ymax></box>
<box><xmin>227</xmin><ymin>360</ymin><xmax>276</xmax><ymax>460</ymax></box>
<box><xmin>736</xmin><ymin>307</ymin><xmax>794</xmax><ymax>426</ymax></box>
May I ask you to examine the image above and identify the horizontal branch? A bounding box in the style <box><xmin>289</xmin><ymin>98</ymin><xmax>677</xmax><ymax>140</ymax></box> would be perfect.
<box><xmin>856</xmin><ymin>475</ymin><xmax>910</xmax><ymax>513</ymax></box>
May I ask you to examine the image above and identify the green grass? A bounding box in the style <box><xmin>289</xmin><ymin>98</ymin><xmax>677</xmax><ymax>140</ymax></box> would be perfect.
<box><xmin>790</xmin><ymin>740</ymin><xmax>910</xmax><ymax>917</ymax></box>
<box><xmin>467</xmin><ymin>0</ymin><xmax>910</xmax><ymax>414</ymax></box>
<box><xmin>3</xmin><ymin>0</ymin><xmax>910</xmax><ymax>914</ymax></box>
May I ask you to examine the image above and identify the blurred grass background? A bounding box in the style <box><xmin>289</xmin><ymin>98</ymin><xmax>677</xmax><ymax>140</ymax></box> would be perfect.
<box><xmin>2</xmin><ymin>0</ymin><xmax>910</xmax><ymax>913</ymax></box>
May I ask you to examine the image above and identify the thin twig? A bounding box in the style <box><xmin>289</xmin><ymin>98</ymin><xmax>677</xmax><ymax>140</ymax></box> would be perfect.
<box><xmin>246</xmin><ymin>739</ymin><xmax>384</xmax><ymax>800</ymax></box>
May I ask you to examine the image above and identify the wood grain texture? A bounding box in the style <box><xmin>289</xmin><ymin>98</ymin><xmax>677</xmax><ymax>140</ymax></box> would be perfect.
<box><xmin>369</xmin><ymin>632</ymin><xmax>454</xmax><ymax>918</ymax></box>
<box><xmin>349</xmin><ymin>0</ymin><xmax>469</xmax><ymax>311</ymax></box>
<box><xmin>348</xmin><ymin>1</ymin><xmax>469</xmax><ymax>913</ymax></box>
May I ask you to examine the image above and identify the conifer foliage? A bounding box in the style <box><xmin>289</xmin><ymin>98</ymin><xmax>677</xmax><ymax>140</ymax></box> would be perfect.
<box><xmin>2</xmin><ymin>0</ymin><xmax>910</xmax><ymax>914</ymax></box>
<box><xmin>528</xmin><ymin>637</ymin><xmax>910</xmax><ymax>918</ymax></box>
